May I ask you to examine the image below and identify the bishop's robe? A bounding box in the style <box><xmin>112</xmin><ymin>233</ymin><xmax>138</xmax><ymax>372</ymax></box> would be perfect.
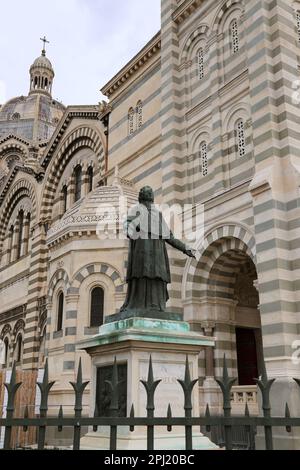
<box><xmin>120</xmin><ymin>203</ymin><xmax>187</xmax><ymax>314</ymax></box>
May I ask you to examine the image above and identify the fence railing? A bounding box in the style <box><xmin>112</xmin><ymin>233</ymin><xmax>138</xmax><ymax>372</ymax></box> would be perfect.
<box><xmin>0</xmin><ymin>356</ymin><xmax>300</xmax><ymax>451</ymax></box>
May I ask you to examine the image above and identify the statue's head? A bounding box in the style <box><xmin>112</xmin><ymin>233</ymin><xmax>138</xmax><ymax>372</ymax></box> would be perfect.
<box><xmin>139</xmin><ymin>186</ymin><xmax>154</xmax><ymax>203</ymax></box>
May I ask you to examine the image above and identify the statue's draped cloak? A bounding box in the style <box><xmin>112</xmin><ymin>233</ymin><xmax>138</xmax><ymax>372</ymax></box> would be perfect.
<box><xmin>126</xmin><ymin>239</ymin><xmax>171</xmax><ymax>283</ymax></box>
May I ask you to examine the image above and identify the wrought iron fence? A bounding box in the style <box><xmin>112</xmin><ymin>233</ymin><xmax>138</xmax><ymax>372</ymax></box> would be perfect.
<box><xmin>0</xmin><ymin>355</ymin><xmax>300</xmax><ymax>451</ymax></box>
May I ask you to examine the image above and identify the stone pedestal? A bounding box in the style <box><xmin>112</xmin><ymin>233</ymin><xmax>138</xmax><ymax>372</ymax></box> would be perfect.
<box><xmin>77</xmin><ymin>318</ymin><xmax>218</xmax><ymax>450</ymax></box>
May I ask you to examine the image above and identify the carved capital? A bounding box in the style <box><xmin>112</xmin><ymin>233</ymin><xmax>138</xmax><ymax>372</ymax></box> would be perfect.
<box><xmin>201</xmin><ymin>321</ymin><xmax>216</xmax><ymax>335</ymax></box>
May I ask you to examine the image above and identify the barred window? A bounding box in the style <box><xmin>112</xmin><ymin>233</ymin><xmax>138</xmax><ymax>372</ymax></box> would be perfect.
<box><xmin>231</xmin><ymin>19</ymin><xmax>240</xmax><ymax>54</ymax></box>
<box><xmin>137</xmin><ymin>101</ymin><xmax>143</xmax><ymax>129</ymax></box>
<box><xmin>62</xmin><ymin>185</ymin><xmax>68</xmax><ymax>214</ymax></box>
<box><xmin>23</xmin><ymin>213</ymin><xmax>31</xmax><ymax>257</ymax></box>
<box><xmin>197</xmin><ymin>48</ymin><xmax>204</xmax><ymax>80</ymax></box>
<box><xmin>200</xmin><ymin>142</ymin><xmax>208</xmax><ymax>177</ymax></box>
<box><xmin>237</xmin><ymin>120</ymin><xmax>246</xmax><ymax>158</ymax></box>
<box><xmin>74</xmin><ymin>165</ymin><xmax>82</xmax><ymax>202</ymax></box>
<box><xmin>15</xmin><ymin>334</ymin><xmax>23</xmax><ymax>364</ymax></box>
<box><xmin>8</xmin><ymin>226</ymin><xmax>14</xmax><ymax>264</ymax></box>
<box><xmin>88</xmin><ymin>166</ymin><xmax>94</xmax><ymax>193</ymax></box>
<box><xmin>128</xmin><ymin>108</ymin><xmax>135</xmax><ymax>135</ymax></box>
<box><xmin>4</xmin><ymin>338</ymin><xmax>9</xmax><ymax>367</ymax></box>
<box><xmin>57</xmin><ymin>292</ymin><xmax>64</xmax><ymax>332</ymax></box>
<box><xmin>297</xmin><ymin>11</ymin><xmax>300</xmax><ymax>42</ymax></box>
<box><xmin>17</xmin><ymin>210</ymin><xmax>24</xmax><ymax>260</ymax></box>
<box><xmin>90</xmin><ymin>287</ymin><xmax>104</xmax><ymax>328</ymax></box>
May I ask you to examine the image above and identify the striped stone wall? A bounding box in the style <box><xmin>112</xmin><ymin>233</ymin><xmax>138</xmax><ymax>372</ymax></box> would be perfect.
<box><xmin>160</xmin><ymin>0</ymin><xmax>300</xmax><ymax>384</ymax></box>
<box><xmin>246</xmin><ymin>0</ymin><xmax>300</xmax><ymax>378</ymax></box>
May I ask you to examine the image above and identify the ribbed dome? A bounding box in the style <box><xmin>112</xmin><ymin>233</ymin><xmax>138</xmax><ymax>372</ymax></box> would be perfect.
<box><xmin>30</xmin><ymin>54</ymin><xmax>54</xmax><ymax>73</ymax></box>
<box><xmin>0</xmin><ymin>43</ymin><xmax>64</xmax><ymax>141</ymax></box>
<box><xmin>0</xmin><ymin>94</ymin><xmax>65</xmax><ymax>141</ymax></box>
<box><xmin>47</xmin><ymin>181</ymin><xmax>138</xmax><ymax>245</ymax></box>
<box><xmin>29</xmin><ymin>45</ymin><xmax>55</xmax><ymax>97</ymax></box>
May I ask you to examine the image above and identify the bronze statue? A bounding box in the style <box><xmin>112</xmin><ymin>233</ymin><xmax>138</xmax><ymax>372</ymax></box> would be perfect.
<box><xmin>119</xmin><ymin>186</ymin><xmax>195</xmax><ymax>319</ymax></box>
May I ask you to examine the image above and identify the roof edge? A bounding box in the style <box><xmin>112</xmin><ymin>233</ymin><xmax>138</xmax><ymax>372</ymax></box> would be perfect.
<box><xmin>101</xmin><ymin>32</ymin><xmax>161</xmax><ymax>99</ymax></box>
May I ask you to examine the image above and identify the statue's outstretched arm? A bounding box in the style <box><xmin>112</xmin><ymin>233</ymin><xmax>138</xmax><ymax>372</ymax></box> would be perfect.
<box><xmin>166</xmin><ymin>232</ymin><xmax>195</xmax><ymax>258</ymax></box>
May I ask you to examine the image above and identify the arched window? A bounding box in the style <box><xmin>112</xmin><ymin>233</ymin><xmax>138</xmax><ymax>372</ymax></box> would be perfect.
<box><xmin>128</xmin><ymin>108</ymin><xmax>135</xmax><ymax>135</ymax></box>
<box><xmin>236</xmin><ymin>120</ymin><xmax>246</xmax><ymax>158</ymax></box>
<box><xmin>4</xmin><ymin>338</ymin><xmax>9</xmax><ymax>368</ymax></box>
<box><xmin>23</xmin><ymin>213</ymin><xmax>31</xmax><ymax>256</ymax></box>
<box><xmin>200</xmin><ymin>142</ymin><xmax>208</xmax><ymax>177</ymax></box>
<box><xmin>57</xmin><ymin>292</ymin><xmax>64</xmax><ymax>332</ymax></box>
<box><xmin>74</xmin><ymin>166</ymin><xmax>82</xmax><ymax>202</ymax></box>
<box><xmin>90</xmin><ymin>287</ymin><xmax>104</xmax><ymax>328</ymax></box>
<box><xmin>15</xmin><ymin>334</ymin><xmax>23</xmax><ymax>364</ymax></box>
<box><xmin>197</xmin><ymin>48</ymin><xmax>204</xmax><ymax>80</ymax></box>
<box><xmin>17</xmin><ymin>210</ymin><xmax>24</xmax><ymax>260</ymax></box>
<box><xmin>8</xmin><ymin>225</ymin><xmax>14</xmax><ymax>264</ymax></box>
<box><xmin>62</xmin><ymin>185</ymin><xmax>68</xmax><ymax>214</ymax></box>
<box><xmin>136</xmin><ymin>101</ymin><xmax>143</xmax><ymax>129</ymax></box>
<box><xmin>230</xmin><ymin>19</ymin><xmax>240</xmax><ymax>54</ymax></box>
<box><xmin>88</xmin><ymin>167</ymin><xmax>94</xmax><ymax>193</ymax></box>
<box><xmin>297</xmin><ymin>11</ymin><xmax>300</xmax><ymax>42</ymax></box>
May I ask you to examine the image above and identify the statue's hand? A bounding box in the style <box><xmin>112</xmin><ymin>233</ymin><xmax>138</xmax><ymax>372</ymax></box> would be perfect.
<box><xmin>185</xmin><ymin>249</ymin><xmax>196</xmax><ymax>259</ymax></box>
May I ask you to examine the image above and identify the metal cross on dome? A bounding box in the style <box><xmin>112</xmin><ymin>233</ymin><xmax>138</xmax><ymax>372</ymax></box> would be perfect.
<box><xmin>40</xmin><ymin>36</ymin><xmax>50</xmax><ymax>55</ymax></box>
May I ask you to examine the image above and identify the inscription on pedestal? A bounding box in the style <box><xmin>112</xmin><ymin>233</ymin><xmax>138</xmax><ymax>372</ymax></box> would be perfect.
<box><xmin>96</xmin><ymin>364</ymin><xmax>127</xmax><ymax>417</ymax></box>
<box><xmin>139</xmin><ymin>361</ymin><xmax>187</xmax><ymax>417</ymax></box>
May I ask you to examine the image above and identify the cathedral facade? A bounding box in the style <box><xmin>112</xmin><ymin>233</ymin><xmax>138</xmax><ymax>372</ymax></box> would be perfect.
<box><xmin>0</xmin><ymin>0</ymin><xmax>300</xmax><ymax>448</ymax></box>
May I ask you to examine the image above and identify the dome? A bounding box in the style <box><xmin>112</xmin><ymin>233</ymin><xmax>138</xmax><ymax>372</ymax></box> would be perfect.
<box><xmin>29</xmin><ymin>46</ymin><xmax>55</xmax><ymax>97</ymax></box>
<box><xmin>0</xmin><ymin>94</ymin><xmax>65</xmax><ymax>141</ymax></box>
<box><xmin>30</xmin><ymin>54</ymin><xmax>54</xmax><ymax>74</ymax></box>
<box><xmin>47</xmin><ymin>182</ymin><xmax>138</xmax><ymax>246</ymax></box>
<box><xmin>0</xmin><ymin>40</ymin><xmax>64</xmax><ymax>142</ymax></box>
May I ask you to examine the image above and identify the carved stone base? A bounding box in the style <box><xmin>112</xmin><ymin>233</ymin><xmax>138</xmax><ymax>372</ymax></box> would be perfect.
<box><xmin>78</xmin><ymin>318</ymin><xmax>218</xmax><ymax>450</ymax></box>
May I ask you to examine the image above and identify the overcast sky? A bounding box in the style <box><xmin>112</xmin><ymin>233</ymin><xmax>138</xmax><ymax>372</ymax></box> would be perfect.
<box><xmin>0</xmin><ymin>0</ymin><xmax>161</xmax><ymax>106</ymax></box>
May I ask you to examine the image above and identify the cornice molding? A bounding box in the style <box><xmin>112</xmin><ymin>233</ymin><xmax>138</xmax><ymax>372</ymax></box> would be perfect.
<box><xmin>0</xmin><ymin>133</ymin><xmax>34</xmax><ymax>148</ymax></box>
<box><xmin>0</xmin><ymin>304</ymin><xmax>26</xmax><ymax>326</ymax></box>
<box><xmin>0</xmin><ymin>269</ymin><xmax>30</xmax><ymax>291</ymax></box>
<box><xmin>101</xmin><ymin>33</ymin><xmax>161</xmax><ymax>99</ymax></box>
<box><xmin>173</xmin><ymin>0</ymin><xmax>204</xmax><ymax>25</ymax></box>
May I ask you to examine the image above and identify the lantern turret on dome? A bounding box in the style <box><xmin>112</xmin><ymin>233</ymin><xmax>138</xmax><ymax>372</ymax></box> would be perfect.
<box><xmin>29</xmin><ymin>37</ymin><xmax>54</xmax><ymax>97</ymax></box>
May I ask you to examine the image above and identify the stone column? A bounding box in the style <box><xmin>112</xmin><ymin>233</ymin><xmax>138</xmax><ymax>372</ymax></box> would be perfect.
<box><xmin>11</xmin><ymin>221</ymin><xmax>20</xmax><ymax>263</ymax></box>
<box><xmin>67</xmin><ymin>176</ymin><xmax>74</xmax><ymax>208</ymax></box>
<box><xmin>3</xmin><ymin>227</ymin><xmax>13</xmax><ymax>266</ymax></box>
<box><xmin>22</xmin><ymin>214</ymin><xmax>31</xmax><ymax>257</ymax></box>
<box><xmin>202</xmin><ymin>322</ymin><xmax>215</xmax><ymax>378</ymax></box>
<box><xmin>200</xmin><ymin>321</ymin><xmax>220</xmax><ymax>415</ymax></box>
<box><xmin>81</xmin><ymin>165</ymin><xmax>89</xmax><ymax>197</ymax></box>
